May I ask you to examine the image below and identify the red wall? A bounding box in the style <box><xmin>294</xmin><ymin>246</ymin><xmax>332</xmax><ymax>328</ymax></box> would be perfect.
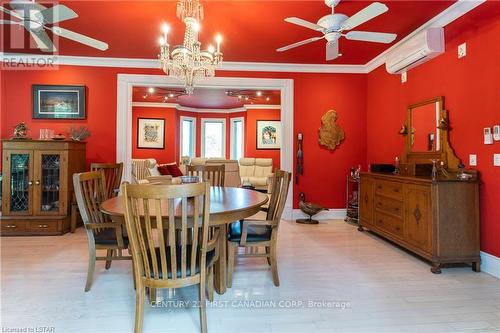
<box><xmin>366</xmin><ymin>4</ymin><xmax>500</xmax><ymax>257</ymax></box>
<box><xmin>132</xmin><ymin>106</ymin><xmax>178</xmax><ymax>163</ymax></box>
<box><xmin>245</xmin><ymin>109</ymin><xmax>281</xmax><ymax>170</ymax></box>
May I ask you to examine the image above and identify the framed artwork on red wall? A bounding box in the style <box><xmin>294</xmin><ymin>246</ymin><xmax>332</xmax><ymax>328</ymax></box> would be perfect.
<box><xmin>32</xmin><ymin>85</ymin><xmax>86</xmax><ymax>119</ymax></box>
<box><xmin>256</xmin><ymin>120</ymin><xmax>281</xmax><ymax>150</ymax></box>
<box><xmin>137</xmin><ymin>118</ymin><xmax>165</xmax><ymax>149</ymax></box>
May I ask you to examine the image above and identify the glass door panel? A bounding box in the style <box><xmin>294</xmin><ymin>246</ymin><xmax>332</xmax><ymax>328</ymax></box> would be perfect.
<box><xmin>7</xmin><ymin>151</ymin><xmax>33</xmax><ymax>215</ymax></box>
<box><xmin>34</xmin><ymin>152</ymin><xmax>66</xmax><ymax>215</ymax></box>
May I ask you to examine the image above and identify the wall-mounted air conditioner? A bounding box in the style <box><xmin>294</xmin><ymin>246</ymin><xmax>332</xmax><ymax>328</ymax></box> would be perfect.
<box><xmin>385</xmin><ymin>27</ymin><xmax>445</xmax><ymax>74</ymax></box>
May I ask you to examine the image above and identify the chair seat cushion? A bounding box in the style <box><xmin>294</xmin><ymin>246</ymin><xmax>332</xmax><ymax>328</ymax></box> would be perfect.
<box><xmin>94</xmin><ymin>228</ymin><xmax>129</xmax><ymax>247</ymax></box>
<box><xmin>228</xmin><ymin>221</ymin><xmax>272</xmax><ymax>243</ymax></box>
<box><xmin>146</xmin><ymin>245</ymin><xmax>216</xmax><ymax>279</ymax></box>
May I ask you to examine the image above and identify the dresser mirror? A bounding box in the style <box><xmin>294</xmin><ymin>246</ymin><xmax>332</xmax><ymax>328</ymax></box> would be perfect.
<box><xmin>400</xmin><ymin>96</ymin><xmax>461</xmax><ymax>172</ymax></box>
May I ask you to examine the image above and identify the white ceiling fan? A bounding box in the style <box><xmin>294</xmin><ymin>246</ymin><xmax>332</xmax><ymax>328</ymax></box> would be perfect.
<box><xmin>0</xmin><ymin>1</ymin><xmax>108</xmax><ymax>52</ymax></box>
<box><xmin>277</xmin><ymin>0</ymin><xmax>397</xmax><ymax>61</ymax></box>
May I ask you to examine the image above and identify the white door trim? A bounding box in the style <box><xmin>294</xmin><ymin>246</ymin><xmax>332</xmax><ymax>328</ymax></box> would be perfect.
<box><xmin>117</xmin><ymin>74</ymin><xmax>294</xmax><ymax>219</ymax></box>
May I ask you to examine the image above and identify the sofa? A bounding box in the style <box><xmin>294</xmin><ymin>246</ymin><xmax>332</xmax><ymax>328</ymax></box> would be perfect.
<box><xmin>239</xmin><ymin>158</ymin><xmax>273</xmax><ymax>191</ymax></box>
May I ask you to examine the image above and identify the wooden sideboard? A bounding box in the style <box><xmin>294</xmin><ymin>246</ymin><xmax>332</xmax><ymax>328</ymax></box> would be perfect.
<box><xmin>359</xmin><ymin>172</ymin><xmax>480</xmax><ymax>273</ymax></box>
<box><xmin>1</xmin><ymin>139</ymin><xmax>86</xmax><ymax>235</ymax></box>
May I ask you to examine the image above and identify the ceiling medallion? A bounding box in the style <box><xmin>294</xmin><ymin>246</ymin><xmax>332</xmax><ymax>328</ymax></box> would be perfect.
<box><xmin>158</xmin><ymin>0</ymin><xmax>223</xmax><ymax>94</ymax></box>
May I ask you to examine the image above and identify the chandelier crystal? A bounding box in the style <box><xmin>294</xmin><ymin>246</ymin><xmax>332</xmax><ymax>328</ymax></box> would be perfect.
<box><xmin>159</xmin><ymin>0</ymin><xmax>223</xmax><ymax>94</ymax></box>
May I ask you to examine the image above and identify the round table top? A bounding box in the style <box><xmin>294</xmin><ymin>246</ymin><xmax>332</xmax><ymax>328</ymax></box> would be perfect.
<box><xmin>100</xmin><ymin>186</ymin><xmax>268</xmax><ymax>225</ymax></box>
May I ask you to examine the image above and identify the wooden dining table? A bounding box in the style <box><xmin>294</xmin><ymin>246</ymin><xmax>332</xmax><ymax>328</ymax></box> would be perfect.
<box><xmin>100</xmin><ymin>186</ymin><xmax>268</xmax><ymax>295</ymax></box>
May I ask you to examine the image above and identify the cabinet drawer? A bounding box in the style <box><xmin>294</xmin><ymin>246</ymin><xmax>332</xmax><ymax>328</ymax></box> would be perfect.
<box><xmin>375</xmin><ymin>180</ymin><xmax>403</xmax><ymax>199</ymax></box>
<box><xmin>29</xmin><ymin>221</ymin><xmax>59</xmax><ymax>233</ymax></box>
<box><xmin>1</xmin><ymin>221</ymin><xmax>26</xmax><ymax>233</ymax></box>
<box><xmin>375</xmin><ymin>195</ymin><xmax>403</xmax><ymax>217</ymax></box>
<box><xmin>374</xmin><ymin>211</ymin><xmax>404</xmax><ymax>238</ymax></box>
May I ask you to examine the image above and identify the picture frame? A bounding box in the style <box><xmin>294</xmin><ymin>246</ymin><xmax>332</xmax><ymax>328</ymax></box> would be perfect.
<box><xmin>32</xmin><ymin>85</ymin><xmax>86</xmax><ymax>119</ymax></box>
<box><xmin>256</xmin><ymin>120</ymin><xmax>281</xmax><ymax>150</ymax></box>
<box><xmin>137</xmin><ymin>118</ymin><xmax>165</xmax><ymax>149</ymax></box>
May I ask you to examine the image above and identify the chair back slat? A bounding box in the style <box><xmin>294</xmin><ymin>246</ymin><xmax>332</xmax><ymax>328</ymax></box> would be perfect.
<box><xmin>73</xmin><ymin>171</ymin><xmax>109</xmax><ymax>234</ymax></box>
<box><xmin>90</xmin><ymin>163</ymin><xmax>123</xmax><ymax>198</ymax></box>
<box><xmin>266</xmin><ymin>170</ymin><xmax>292</xmax><ymax>225</ymax></box>
<box><xmin>122</xmin><ymin>183</ymin><xmax>212</xmax><ymax>286</ymax></box>
<box><xmin>187</xmin><ymin>165</ymin><xmax>225</xmax><ymax>186</ymax></box>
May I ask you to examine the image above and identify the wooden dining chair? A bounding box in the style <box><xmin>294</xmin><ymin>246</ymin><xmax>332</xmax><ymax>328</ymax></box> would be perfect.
<box><xmin>73</xmin><ymin>171</ymin><xmax>132</xmax><ymax>292</ymax></box>
<box><xmin>227</xmin><ymin>170</ymin><xmax>291</xmax><ymax>287</ymax></box>
<box><xmin>90</xmin><ymin>162</ymin><xmax>123</xmax><ymax>198</ymax></box>
<box><xmin>122</xmin><ymin>182</ymin><xmax>218</xmax><ymax>333</ymax></box>
<box><xmin>187</xmin><ymin>164</ymin><xmax>225</xmax><ymax>187</ymax></box>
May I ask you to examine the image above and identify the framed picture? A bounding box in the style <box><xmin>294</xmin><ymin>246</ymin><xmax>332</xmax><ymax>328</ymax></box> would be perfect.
<box><xmin>137</xmin><ymin>118</ymin><xmax>165</xmax><ymax>149</ymax></box>
<box><xmin>32</xmin><ymin>85</ymin><xmax>86</xmax><ymax>119</ymax></box>
<box><xmin>256</xmin><ymin>120</ymin><xmax>281</xmax><ymax>150</ymax></box>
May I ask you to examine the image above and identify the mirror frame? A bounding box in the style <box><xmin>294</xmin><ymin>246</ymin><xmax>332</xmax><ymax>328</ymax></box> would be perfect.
<box><xmin>400</xmin><ymin>96</ymin><xmax>461</xmax><ymax>169</ymax></box>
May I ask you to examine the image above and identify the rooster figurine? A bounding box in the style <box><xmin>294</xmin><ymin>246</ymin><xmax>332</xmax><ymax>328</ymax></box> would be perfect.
<box><xmin>296</xmin><ymin>192</ymin><xmax>327</xmax><ymax>224</ymax></box>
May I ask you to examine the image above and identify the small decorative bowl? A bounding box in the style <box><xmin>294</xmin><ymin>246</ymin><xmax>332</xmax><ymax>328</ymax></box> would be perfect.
<box><xmin>42</xmin><ymin>205</ymin><xmax>52</xmax><ymax>211</ymax></box>
<box><xmin>180</xmin><ymin>176</ymin><xmax>200</xmax><ymax>184</ymax></box>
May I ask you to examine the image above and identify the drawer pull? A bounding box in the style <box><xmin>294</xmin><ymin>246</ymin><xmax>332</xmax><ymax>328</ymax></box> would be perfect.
<box><xmin>394</xmin><ymin>208</ymin><xmax>400</xmax><ymax>212</ymax></box>
<box><xmin>395</xmin><ymin>227</ymin><xmax>401</xmax><ymax>231</ymax></box>
<box><xmin>5</xmin><ymin>225</ymin><xmax>17</xmax><ymax>228</ymax></box>
<box><xmin>377</xmin><ymin>185</ymin><xmax>382</xmax><ymax>189</ymax></box>
<box><xmin>394</xmin><ymin>188</ymin><xmax>400</xmax><ymax>193</ymax></box>
<box><xmin>38</xmin><ymin>224</ymin><xmax>49</xmax><ymax>228</ymax></box>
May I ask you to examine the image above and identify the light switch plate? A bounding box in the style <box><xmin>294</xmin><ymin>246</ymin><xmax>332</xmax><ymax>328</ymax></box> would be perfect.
<box><xmin>458</xmin><ymin>42</ymin><xmax>467</xmax><ymax>58</ymax></box>
<box><xmin>469</xmin><ymin>154</ymin><xmax>477</xmax><ymax>166</ymax></box>
<box><xmin>401</xmin><ymin>71</ymin><xmax>407</xmax><ymax>83</ymax></box>
<box><xmin>494</xmin><ymin>154</ymin><xmax>500</xmax><ymax>167</ymax></box>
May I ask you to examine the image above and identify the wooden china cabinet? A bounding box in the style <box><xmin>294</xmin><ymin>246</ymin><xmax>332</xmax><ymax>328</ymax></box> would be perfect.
<box><xmin>1</xmin><ymin>139</ymin><xmax>86</xmax><ymax>235</ymax></box>
<box><xmin>359</xmin><ymin>97</ymin><xmax>480</xmax><ymax>274</ymax></box>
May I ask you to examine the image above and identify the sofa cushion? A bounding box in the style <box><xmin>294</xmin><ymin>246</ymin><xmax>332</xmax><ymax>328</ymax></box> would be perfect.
<box><xmin>248</xmin><ymin>176</ymin><xmax>269</xmax><ymax>186</ymax></box>
<box><xmin>191</xmin><ymin>157</ymin><xmax>207</xmax><ymax>166</ymax></box>
<box><xmin>255</xmin><ymin>158</ymin><xmax>273</xmax><ymax>167</ymax></box>
<box><xmin>146</xmin><ymin>158</ymin><xmax>161</xmax><ymax>176</ymax></box>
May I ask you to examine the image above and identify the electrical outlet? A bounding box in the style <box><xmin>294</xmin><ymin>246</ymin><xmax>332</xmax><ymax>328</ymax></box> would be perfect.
<box><xmin>469</xmin><ymin>154</ymin><xmax>477</xmax><ymax>166</ymax></box>
<box><xmin>494</xmin><ymin>154</ymin><xmax>500</xmax><ymax>167</ymax></box>
<box><xmin>458</xmin><ymin>43</ymin><xmax>467</xmax><ymax>58</ymax></box>
<box><xmin>401</xmin><ymin>71</ymin><xmax>407</xmax><ymax>83</ymax></box>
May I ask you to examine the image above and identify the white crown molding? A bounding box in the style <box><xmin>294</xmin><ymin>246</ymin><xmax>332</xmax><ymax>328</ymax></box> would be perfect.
<box><xmin>364</xmin><ymin>0</ymin><xmax>486</xmax><ymax>72</ymax></box>
<box><xmin>480</xmin><ymin>251</ymin><xmax>500</xmax><ymax>279</ymax></box>
<box><xmin>0</xmin><ymin>0</ymin><xmax>486</xmax><ymax>74</ymax></box>
<box><xmin>131</xmin><ymin>101</ymin><xmax>280</xmax><ymax>113</ymax></box>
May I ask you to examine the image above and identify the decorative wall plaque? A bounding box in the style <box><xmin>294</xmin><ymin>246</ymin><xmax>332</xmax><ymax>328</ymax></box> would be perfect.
<box><xmin>318</xmin><ymin>110</ymin><xmax>345</xmax><ymax>150</ymax></box>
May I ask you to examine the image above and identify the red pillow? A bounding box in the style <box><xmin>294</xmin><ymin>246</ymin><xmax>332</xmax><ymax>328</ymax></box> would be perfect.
<box><xmin>167</xmin><ymin>164</ymin><xmax>183</xmax><ymax>177</ymax></box>
<box><xmin>157</xmin><ymin>165</ymin><xmax>171</xmax><ymax>175</ymax></box>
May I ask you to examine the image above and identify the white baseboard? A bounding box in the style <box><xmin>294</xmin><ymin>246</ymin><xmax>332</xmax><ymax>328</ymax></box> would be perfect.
<box><xmin>291</xmin><ymin>208</ymin><xmax>347</xmax><ymax>221</ymax></box>
<box><xmin>480</xmin><ymin>251</ymin><xmax>500</xmax><ymax>279</ymax></box>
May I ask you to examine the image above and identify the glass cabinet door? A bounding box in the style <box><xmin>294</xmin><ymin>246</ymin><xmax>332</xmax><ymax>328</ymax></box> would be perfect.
<box><xmin>34</xmin><ymin>151</ymin><xmax>67</xmax><ymax>215</ymax></box>
<box><xmin>4</xmin><ymin>151</ymin><xmax>34</xmax><ymax>215</ymax></box>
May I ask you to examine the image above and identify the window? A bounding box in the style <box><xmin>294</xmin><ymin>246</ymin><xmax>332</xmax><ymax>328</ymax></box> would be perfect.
<box><xmin>180</xmin><ymin>116</ymin><xmax>196</xmax><ymax>159</ymax></box>
<box><xmin>230</xmin><ymin>117</ymin><xmax>244</xmax><ymax>160</ymax></box>
<box><xmin>201</xmin><ymin>118</ymin><xmax>226</xmax><ymax>158</ymax></box>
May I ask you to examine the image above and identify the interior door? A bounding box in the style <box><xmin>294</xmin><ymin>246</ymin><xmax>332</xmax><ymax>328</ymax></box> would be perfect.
<box><xmin>405</xmin><ymin>184</ymin><xmax>432</xmax><ymax>253</ymax></box>
<box><xmin>359</xmin><ymin>176</ymin><xmax>374</xmax><ymax>225</ymax></box>
<box><xmin>33</xmin><ymin>151</ymin><xmax>68</xmax><ymax>216</ymax></box>
<box><xmin>2</xmin><ymin>150</ymin><xmax>34</xmax><ymax>216</ymax></box>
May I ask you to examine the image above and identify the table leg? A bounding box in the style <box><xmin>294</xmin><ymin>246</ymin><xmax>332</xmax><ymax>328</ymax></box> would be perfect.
<box><xmin>71</xmin><ymin>203</ymin><xmax>78</xmax><ymax>233</ymax></box>
<box><xmin>214</xmin><ymin>225</ymin><xmax>227</xmax><ymax>295</ymax></box>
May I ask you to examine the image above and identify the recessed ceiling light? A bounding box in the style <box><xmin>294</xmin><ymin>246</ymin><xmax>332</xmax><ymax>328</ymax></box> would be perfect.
<box><xmin>169</xmin><ymin>93</ymin><xmax>174</xmax><ymax>98</ymax></box>
<box><xmin>148</xmin><ymin>87</ymin><xmax>155</xmax><ymax>93</ymax></box>
<box><xmin>245</xmin><ymin>97</ymin><xmax>249</xmax><ymax>101</ymax></box>
<box><xmin>238</xmin><ymin>95</ymin><xmax>242</xmax><ymax>99</ymax></box>
<box><xmin>143</xmin><ymin>95</ymin><xmax>147</xmax><ymax>99</ymax></box>
<box><xmin>266</xmin><ymin>97</ymin><xmax>270</xmax><ymax>101</ymax></box>
<box><xmin>256</xmin><ymin>91</ymin><xmax>262</xmax><ymax>96</ymax></box>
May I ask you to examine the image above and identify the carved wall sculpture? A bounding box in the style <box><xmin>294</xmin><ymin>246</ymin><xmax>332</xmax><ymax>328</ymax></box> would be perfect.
<box><xmin>318</xmin><ymin>110</ymin><xmax>345</xmax><ymax>150</ymax></box>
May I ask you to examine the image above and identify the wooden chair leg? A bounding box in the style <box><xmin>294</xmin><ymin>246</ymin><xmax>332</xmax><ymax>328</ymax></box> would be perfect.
<box><xmin>134</xmin><ymin>284</ymin><xmax>145</xmax><ymax>333</ymax></box>
<box><xmin>131</xmin><ymin>254</ymin><xmax>137</xmax><ymax>290</ymax></box>
<box><xmin>85</xmin><ymin>242</ymin><xmax>96</xmax><ymax>292</ymax></box>
<box><xmin>226</xmin><ymin>242</ymin><xmax>236</xmax><ymax>288</ymax></box>
<box><xmin>199</xmin><ymin>280</ymin><xmax>207</xmax><ymax>333</ymax></box>
<box><xmin>149</xmin><ymin>288</ymin><xmax>157</xmax><ymax>305</ymax></box>
<box><xmin>105</xmin><ymin>249</ymin><xmax>113</xmax><ymax>270</ymax></box>
<box><xmin>207</xmin><ymin>265</ymin><xmax>214</xmax><ymax>302</ymax></box>
<box><xmin>270</xmin><ymin>244</ymin><xmax>279</xmax><ymax>287</ymax></box>
<box><xmin>71</xmin><ymin>204</ymin><xmax>78</xmax><ymax>233</ymax></box>
<box><xmin>265</xmin><ymin>246</ymin><xmax>271</xmax><ymax>266</ymax></box>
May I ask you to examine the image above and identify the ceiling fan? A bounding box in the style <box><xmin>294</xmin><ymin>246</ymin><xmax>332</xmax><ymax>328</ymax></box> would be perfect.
<box><xmin>0</xmin><ymin>1</ymin><xmax>108</xmax><ymax>52</ymax></box>
<box><xmin>277</xmin><ymin>0</ymin><xmax>397</xmax><ymax>61</ymax></box>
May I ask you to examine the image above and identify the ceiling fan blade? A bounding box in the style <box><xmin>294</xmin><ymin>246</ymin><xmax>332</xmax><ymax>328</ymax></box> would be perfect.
<box><xmin>277</xmin><ymin>36</ymin><xmax>323</xmax><ymax>52</ymax></box>
<box><xmin>326</xmin><ymin>42</ymin><xmax>339</xmax><ymax>61</ymax></box>
<box><xmin>40</xmin><ymin>5</ymin><xmax>78</xmax><ymax>24</ymax></box>
<box><xmin>345</xmin><ymin>31</ymin><xmax>397</xmax><ymax>43</ymax></box>
<box><xmin>49</xmin><ymin>26</ymin><xmax>108</xmax><ymax>50</ymax></box>
<box><xmin>0</xmin><ymin>6</ymin><xmax>24</xmax><ymax>20</ymax></box>
<box><xmin>340</xmin><ymin>2</ymin><xmax>389</xmax><ymax>31</ymax></box>
<box><xmin>285</xmin><ymin>17</ymin><xmax>325</xmax><ymax>32</ymax></box>
<box><xmin>29</xmin><ymin>29</ymin><xmax>56</xmax><ymax>52</ymax></box>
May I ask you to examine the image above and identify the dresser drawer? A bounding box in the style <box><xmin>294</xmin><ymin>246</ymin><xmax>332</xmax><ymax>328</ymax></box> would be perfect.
<box><xmin>375</xmin><ymin>179</ymin><xmax>403</xmax><ymax>199</ymax></box>
<box><xmin>374</xmin><ymin>211</ymin><xmax>404</xmax><ymax>238</ymax></box>
<box><xmin>1</xmin><ymin>220</ymin><xmax>26</xmax><ymax>233</ymax></box>
<box><xmin>375</xmin><ymin>195</ymin><xmax>403</xmax><ymax>217</ymax></box>
<box><xmin>28</xmin><ymin>221</ymin><xmax>59</xmax><ymax>233</ymax></box>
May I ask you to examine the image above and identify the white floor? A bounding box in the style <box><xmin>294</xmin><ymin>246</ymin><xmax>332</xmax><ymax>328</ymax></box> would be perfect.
<box><xmin>1</xmin><ymin>220</ymin><xmax>499</xmax><ymax>333</ymax></box>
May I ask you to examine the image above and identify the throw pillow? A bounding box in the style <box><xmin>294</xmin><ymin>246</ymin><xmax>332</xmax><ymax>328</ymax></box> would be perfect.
<box><xmin>157</xmin><ymin>165</ymin><xmax>171</xmax><ymax>175</ymax></box>
<box><xmin>167</xmin><ymin>164</ymin><xmax>183</xmax><ymax>177</ymax></box>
